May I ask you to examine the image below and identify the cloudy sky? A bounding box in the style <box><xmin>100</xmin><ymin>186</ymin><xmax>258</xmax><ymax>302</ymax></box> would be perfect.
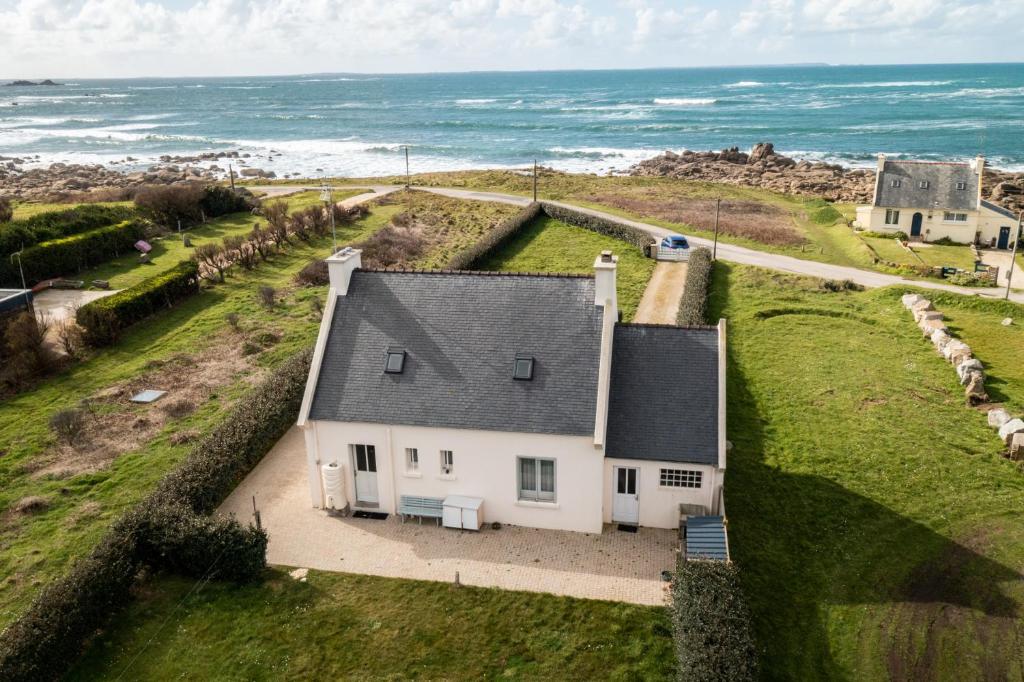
<box><xmin>2</xmin><ymin>0</ymin><xmax>1023</xmax><ymax>78</ymax></box>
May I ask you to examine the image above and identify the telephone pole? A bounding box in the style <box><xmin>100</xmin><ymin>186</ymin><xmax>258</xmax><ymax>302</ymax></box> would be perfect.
<box><xmin>712</xmin><ymin>198</ymin><xmax>721</xmax><ymax>260</ymax></box>
<box><xmin>533</xmin><ymin>160</ymin><xmax>538</xmax><ymax>202</ymax></box>
<box><xmin>1006</xmin><ymin>211</ymin><xmax>1022</xmax><ymax>300</ymax></box>
<box><xmin>404</xmin><ymin>146</ymin><xmax>411</xmax><ymax>188</ymax></box>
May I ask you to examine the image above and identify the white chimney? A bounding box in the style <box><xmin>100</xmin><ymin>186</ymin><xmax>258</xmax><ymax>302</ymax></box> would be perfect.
<box><xmin>973</xmin><ymin>155</ymin><xmax>986</xmax><ymax>209</ymax></box>
<box><xmin>593</xmin><ymin>250</ymin><xmax>618</xmax><ymax>317</ymax></box>
<box><xmin>327</xmin><ymin>247</ymin><xmax>362</xmax><ymax>295</ymax></box>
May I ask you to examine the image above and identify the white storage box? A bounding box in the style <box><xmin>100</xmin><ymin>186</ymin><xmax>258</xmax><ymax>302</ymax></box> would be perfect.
<box><xmin>442</xmin><ymin>495</ymin><xmax>484</xmax><ymax>531</ymax></box>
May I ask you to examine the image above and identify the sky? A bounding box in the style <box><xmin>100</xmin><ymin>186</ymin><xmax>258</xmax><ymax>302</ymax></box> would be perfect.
<box><xmin>2</xmin><ymin>0</ymin><xmax>1024</xmax><ymax>78</ymax></box>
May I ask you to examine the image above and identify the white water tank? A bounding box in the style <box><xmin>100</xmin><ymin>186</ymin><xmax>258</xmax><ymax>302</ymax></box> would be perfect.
<box><xmin>321</xmin><ymin>461</ymin><xmax>347</xmax><ymax>511</ymax></box>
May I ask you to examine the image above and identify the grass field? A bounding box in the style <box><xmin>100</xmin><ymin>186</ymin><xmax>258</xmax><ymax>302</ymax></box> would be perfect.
<box><xmin>477</xmin><ymin>215</ymin><xmax>655</xmax><ymax>321</ymax></box>
<box><xmin>711</xmin><ymin>264</ymin><xmax>1024</xmax><ymax>679</ymax></box>
<box><xmin>9</xmin><ymin>200</ymin><xmax>133</xmax><ymax>221</ymax></box>
<box><xmin>68</xmin><ymin>571</ymin><xmax>674</xmax><ymax>680</ymax></box>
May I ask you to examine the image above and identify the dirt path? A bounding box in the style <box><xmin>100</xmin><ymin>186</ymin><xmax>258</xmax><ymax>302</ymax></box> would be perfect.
<box><xmin>633</xmin><ymin>262</ymin><xmax>687</xmax><ymax>324</ymax></box>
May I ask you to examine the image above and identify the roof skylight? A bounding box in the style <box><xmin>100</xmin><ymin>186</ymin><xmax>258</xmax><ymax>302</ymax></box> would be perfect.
<box><xmin>384</xmin><ymin>348</ymin><xmax>406</xmax><ymax>374</ymax></box>
<box><xmin>513</xmin><ymin>356</ymin><xmax>534</xmax><ymax>381</ymax></box>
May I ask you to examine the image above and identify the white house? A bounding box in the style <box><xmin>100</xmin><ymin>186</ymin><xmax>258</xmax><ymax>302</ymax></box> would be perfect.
<box><xmin>854</xmin><ymin>154</ymin><xmax>1020</xmax><ymax>249</ymax></box>
<box><xmin>296</xmin><ymin>247</ymin><xmax>726</xmax><ymax>534</ymax></box>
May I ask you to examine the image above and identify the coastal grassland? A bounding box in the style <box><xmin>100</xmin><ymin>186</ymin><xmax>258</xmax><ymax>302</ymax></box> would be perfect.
<box><xmin>68</xmin><ymin>571</ymin><xmax>674</xmax><ymax>680</ymax></box>
<box><xmin>9</xmin><ymin>200</ymin><xmax>133</xmax><ymax>221</ymax></box>
<box><xmin>476</xmin><ymin>214</ymin><xmax>656</xmax><ymax>321</ymax></box>
<box><xmin>712</xmin><ymin>263</ymin><xmax>1024</xmax><ymax>679</ymax></box>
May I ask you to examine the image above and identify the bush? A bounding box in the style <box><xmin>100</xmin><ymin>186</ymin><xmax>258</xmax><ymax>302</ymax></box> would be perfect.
<box><xmin>77</xmin><ymin>260</ymin><xmax>200</xmax><ymax>346</ymax></box>
<box><xmin>134</xmin><ymin>184</ymin><xmax>205</xmax><ymax>228</ymax></box>
<box><xmin>0</xmin><ymin>203</ymin><xmax>135</xmax><ymax>255</ymax></box>
<box><xmin>930</xmin><ymin>236</ymin><xmax>970</xmax><ymax>246</ymax></box>
<box><xmin>1</xmin><ymin>311</ymin><xmax>56</xmax><ymax>389</ymax></box>
<box><xmin>677</xmin><ymin>247</ymin><xmax>713</xmax><ymax>326</ymax></box>
<box><xmin>0</xmin><ymin>197</ymin><xmax>12</xmax><ymax>223</ymax></box>
<box><xmin>540</xmin><ymin>202</ymin><xmax>652</xmax><ymax>252</ymax></box>
<box><xmin>258</xmin><ymin>285</ymin><xmax>276</xmax><ymax>308</ymax></box>
<box><xmin>820</xmin><ymin>279</ymin><xmax>863</xmax><ymax>292</ymax></box>
<box><xmin>0</xmin><ymin>219</ymin><xmax>147</xmax><ymax>287</ymax></box>
<box><xmin>447</xmin><ymin>202</ymin><xmax>542</xmax><ymax>270</ymax></box>
<box><xmin>199</xmin><ymin>185</ymin><xmax>257</xmax><ymax>218</ymax></box>
<box><xmin>859</xmin><ymin>230</ymin><xmax>908</xmax><ymax>241</ymax></box>
<box><xmin>671</xmin><ymin>560</ymin><xmax>758</xmax><ymax>682</ymax></box>
<box><xmin>355</xmin><ymin>224</ymin><xmax>426</xmax><ymax>269</ymax></box>
<box><xmin>49</xmin><ymin>408</ymin><xmax>86</xmax><ymax>444</ymax></box>
<box><xmin>295</xmin><ymin>259</ymin><xmax>328</xmax><ymax>286</ymax></box>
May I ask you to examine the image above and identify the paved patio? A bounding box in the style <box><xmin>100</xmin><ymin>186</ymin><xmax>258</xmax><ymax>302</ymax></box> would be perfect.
<box><xmin>219</xmin><ymin>427</ymin><xmax>678</xmax><ymax>605</ymax></box>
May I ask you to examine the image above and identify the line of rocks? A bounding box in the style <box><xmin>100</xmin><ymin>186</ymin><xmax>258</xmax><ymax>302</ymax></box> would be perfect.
<box><xmin>902</xmin><ymin>293</ymin><xmax>1024</xmax><ymax>459</ymax></box>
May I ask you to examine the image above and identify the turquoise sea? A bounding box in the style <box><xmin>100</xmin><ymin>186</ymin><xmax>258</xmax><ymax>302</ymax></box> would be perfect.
<box><xmin>1</xmin><ymin>63</ymin><xmax>1023</xmax><ymax>177</ymax></box>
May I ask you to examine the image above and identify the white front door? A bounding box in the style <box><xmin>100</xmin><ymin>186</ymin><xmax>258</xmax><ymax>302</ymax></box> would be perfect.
<box><xmin>612</xmin><ymin>466</ymin><xmax>639</xmax><ymax>524</ymax></box>
<box><xmin>352</xmin><ymin>444</ymin><xmax>379</xmax><ymax>505</ymax></box>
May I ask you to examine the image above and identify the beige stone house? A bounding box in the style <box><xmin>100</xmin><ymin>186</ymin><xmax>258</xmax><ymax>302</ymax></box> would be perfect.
<box><xmin>854</xmin><ymin>154</ymin><xmax>1020</xmax><ymax>249</ymax></box>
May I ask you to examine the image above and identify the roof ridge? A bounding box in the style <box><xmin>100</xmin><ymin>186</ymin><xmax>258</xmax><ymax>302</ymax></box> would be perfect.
<box><xmin>616</xmin><ymin>322</ymin><xmax>718</xmax><ymax>331</ymax></box>
<box><xmin>355</xmin><ymin>267</ymin><xmax>594</xmax><ymax>279</ymax></box>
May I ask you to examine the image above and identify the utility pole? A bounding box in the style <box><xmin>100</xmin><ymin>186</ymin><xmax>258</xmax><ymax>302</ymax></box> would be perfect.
<box><xmin>228</xmin><ymin>164</ymin><xmax>236</xmax><ymax>192</ymax></box>
<box><xmin>712</xmin><ymin>198</ymin><xmax>721</xmax><ymax>260</ymax></box>
<box><xmin>1006</xmin><ymin>210</ymin><xmax>1022</xmax><ymax>300</ymax></box>
<box><xmin>321</xmin><ymin>184</ymin><xmax>337</xmax><ymax>253</ymax></box>
<box><xmin>10</xmin><ymin>250</ymin><xmax>29</xmax><ymax>310</ymax></box>
<box><xmin>404</xmin><ymin>146</ymin><xmax>411</xmax><ymax>188</ymax></box>
<box><xmin>533</xmin><ymin>159</ymin><xmax>538</xmax><ymax>203</ymax></box>
<box><xmin>177</xmin><ymin>219</ymin><xmax>183</xmax><ymax>242</ymax></box>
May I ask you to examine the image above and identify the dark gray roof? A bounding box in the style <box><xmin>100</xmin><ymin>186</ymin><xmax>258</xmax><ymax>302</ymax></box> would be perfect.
<box><xmin>686</xmin><ymin>516</ymin><xmax>729</xmax><ymax>561</ymax></box>
<box><xmin>981</xmin><ymin>199</ymin><xmax>1017</xmax><ymax>220</ymax></box>
<box><xmin>606</xmin><ymin>324</ymin><xmax>719</xmax><ymax>465</ymax></box>
<box><xmin>875</xmin><ymin>160</ymin><xmax>978</xmax><ymax>210</ymax></box>
<box><xmin>309</xmin><ymin>270</ymin><xmax>602</xmax><ymax>436</ymax></box>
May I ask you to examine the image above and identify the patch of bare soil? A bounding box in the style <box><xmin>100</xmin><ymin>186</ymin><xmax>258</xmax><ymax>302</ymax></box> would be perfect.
<box><xmin>28</xmin><ymin>336</ymin><xmax>262</xmax><ymax>479</ymax></box>
<box><xmin>582</xmin><ymin>191</ymin><xmax>805</xmax><ymax>246</ymax></box>
<box><xmin>883</xmin><ymin>529</ymin><xmax>1023</xmax><ymax>681</ymax></box>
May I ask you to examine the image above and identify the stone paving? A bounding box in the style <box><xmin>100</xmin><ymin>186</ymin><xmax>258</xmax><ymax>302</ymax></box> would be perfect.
<box><xmin>219</xmin><ymin>427</ymin><xmax>678</xmax><ymax>605</ymax></box>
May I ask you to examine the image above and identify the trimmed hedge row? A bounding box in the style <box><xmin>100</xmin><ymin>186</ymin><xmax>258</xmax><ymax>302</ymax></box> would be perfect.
<box><xmin>539</xmin><ymin>202</ymin><xmax>653</xmax><ymax>252</ymax></box>
<box><xmin>76</xmin><ymin>259</ymin><xmax>200</xmax><ymax>346</ymax></box>
<box><xmin>677</xmin><ymin>247</ymin><xmax>713</xmax><ymax>326</ymax></box>
<box><xmin>671</xmin><ymin>560</ymin><xmax>758</xmax><ymax>682</ymax></box>
<box><xmin>0</xmin><ymin>204</ymin><xmax>135</xmax><ymax>255</ymax></box>
<box><xmin>0</xmin><ymin>219</ymin><xmax>147</xmax><ymax>287</ymax></box>
<box><xmin>447</xmin><ymin>202</ymin><xmax>542</xmax><ymax>270</ymax></box>
<box><xmin>0</xmin><ymin>349</ymin><xmax>311</xmax><ymax>680</ymax></box>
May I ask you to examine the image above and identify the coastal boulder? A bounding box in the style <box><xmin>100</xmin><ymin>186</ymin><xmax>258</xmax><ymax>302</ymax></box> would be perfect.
<box><xmin>998</xmin><ymin>418</ymin><xmax>1024</xmax><ymax>445</ymax></box>
<box><xmin>965</xmin><ymin>373</ymin><xmax>988</xmax><ymax>405</ymax></box>
<box><xmin>987</xmin><ymin>408</ymin><xmax>1011</xmax><ymax>428</ymax></box>
<box><xmin>749</xmin><ymin>142</ymin><xmax>775</xmax><ymax>163</ymax></box>
<box><xmin>911</xmin><ymin>300</ymin><xmax>935</xmax><ymax>322</ymax></box>
<box><xmin>902</xmin><ymin>293</ymin><xmax>924</xmax><ymax>309</ymax></box>
<box><xmin>1011</xmin><ymin>432</ymin><xmax>1024</xmax><ymax>460</ymax></box>
<box><xmin>956</xmin><ymin>358</ymin><xmax>984</xmax><ymax>384</ymax></box>
<box><xmin>941</xmin><ymin>339</ymin><xmax>968</xmax><ymax>362</ymax></box>
<box><xmin>930</xmin><ymin>329</ymin><xmax>952</xmax><ymax>352</ymax></box>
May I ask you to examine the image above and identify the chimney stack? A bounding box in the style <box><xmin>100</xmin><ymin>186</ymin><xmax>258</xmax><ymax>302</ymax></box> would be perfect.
<box><xmin>327</xmin><ymin>247</ymin><xmax>362</xmax><ymax>295</ymax></box>
<box><xmin>593</xmin><ymin>250</ymin><xmax>618</xmax><ymax>317</ymax></box>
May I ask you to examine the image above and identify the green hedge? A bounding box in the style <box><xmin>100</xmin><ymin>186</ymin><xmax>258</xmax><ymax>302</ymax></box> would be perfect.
<box><xmin>76</xmin><ymin>259</ymin><xmax>200</xmax><ymax>346</ymax></box>
<box><xmin>540</xmin><ymin>202</ymin><xmax>653</xmax><ymax>252</ymax></box>
<box><xmin>0</xmin><ymin>349</ymin><xmax>310</xmax><ymax>680</ymax></box>
<box><xmin>677</xmin><ymin>247</ymin><xmax>713</xmax><ymax>326</ymax></box>
<box><xmin>0</xmin><ymin>219</ymin><xmax>147</xmax><ymax>287</ymax></box>
<box><xmin>447</xmin><ymin>202</ymin><xmax>542</xmax><ymax>270</ymax></box>
<box><xmin>0</xmin><ymin>204</ymin><xmax>135</xmax><ymax>255</ymax></box>
<box><xmin>671</xmin><ymin>560</ymin><xmax>758</xmax><ymax>682</ymax></box>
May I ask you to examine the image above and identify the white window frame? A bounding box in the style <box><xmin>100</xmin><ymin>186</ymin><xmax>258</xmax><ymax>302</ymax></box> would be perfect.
<box><xmin>440</xmin><ymin>450</ymin><xmax>454</xmax><ymax>475</ymax></box>
<box><xmin>943</xmin><ymin>211</ymin><xmax>968</xmax><ymax>222</ymax></box>
<box><xmin>517</xmin><ymin>456</ymin><xmax>556</xmax><ymax>502</ymax></box>
<box><xmin>918</xmin><ymin>180</ymin><xmax>929</xmax><ymax>189</ymax></box>
<box><xmin>884</xmin><ymin>209</ymin><xmax>900</xmax><ymax>225</ymax></box>
<box><xmin>890</xmin><ymin>179</ymin><xmax>901</xmax><ymax>188</ymax></box>
<box><xmin>659</xmin><ymin>468</ymin><xmax>703</xmax><ymax>489</ymax></box>
<box><xmin>955</xmin><ymin>181</ymin><xmax>967</xmax><ymax>191</ymax></box>
<box><xmin>405</xmin><ymin>447</ymin><xmax>419</xmax><ymax>472</ymax></box>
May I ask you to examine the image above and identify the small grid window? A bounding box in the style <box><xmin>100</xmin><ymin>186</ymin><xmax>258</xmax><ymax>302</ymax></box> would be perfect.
<box><xmin>405</xmin><ymin>448</ymin><xmax>419</xmax><ymax>472</ymax></box>
<box><xmin>659</xmin><ymin>469</ymin><xmax>702</xmax><ymax>488</ymax></box>
<box><xmin>943</xmin><ymin>212</ymin><xmax>968</xmax><ymax>222</ymax></box>
<box><xmin>890</xmin><ymin>179</ymin><xmax>902</xmax><ymax>188</ymax></box>
<box><xmin>918</xmin><ymin>180</ymin><xmax>929</xmax><ymax>189</ymax></box>
<box><xmin>956</xmin><ymin>182</ymin><xmax>967</xmax><ymax>190</ymax></box>
<box><xmin>513</xmin><ymin>356</ymin><xmax>534</xmax><ymax>381</ymax></box>
<box><xmin>884</xmin><ymin>209</ymin><xmax>900</xmax><ymax>225</ymax></box>
<box><xmin>440</xmin><ymin>450</ymin><xmax>454</xmax><ymax>475</ymax></box>
<box><xmin>384</xmin><ymin>348</ymin><xmax>406</xmax><ymax>374</ymax></box>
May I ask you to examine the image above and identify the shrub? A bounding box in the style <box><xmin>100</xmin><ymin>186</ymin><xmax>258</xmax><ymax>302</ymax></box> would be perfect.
<box><xmin>447</xmin><ymin>202</ymin><xmax>542</xmax><ymax>270</ymax></box>
<box><xmin>0</xmin><ymin>203</ymin><xmax>135</xmax><ymax>255</ymax></box>
<box><xmin>671</xmin><ymin>560</ymin><xmax>758</xmax><ymax>682</ymax></box>
<box><xmin>1</xmin><ymin>311</ymin><xmax>56</xmax><ymax>389</ymax></box>
<box><xmin>77</xmin><ymin>260</ymin><xmax>200</xmax><ymax>346</ymax></box>
<box><xmin>355</xmin><ymin>225</ymin><xmax>426</xmax><ymax>268</ymax></box>
<box><xmin>859</xmin><ymin>230</ymin><xmax>908</xmax><ymax>241</ymax></box>
<box><xmin>930</xmin><ymin>236</ymin><xmax>970</xmax><ymax>247</ymax></box>
<box><xmin>295</xmin><ymin>259</ymin><xmax>328</xmax><ymax>286</ymax></box>
<box><xmin>677</xmin><ymin>247</ymin><xmax>713</xmax><ymax>326</ymax></box>
<box><xmin>806</xmin><ymin>199</ymin><xmax>843</xmax><ymax>225</ymax></box>
<box><xmin>540</xmin><ymin>202</ymin><xmax>652</xmax><ymax>251</ymax></box>
<box><xmin>249</xmin><ymin>223</ymin><xmax>272</xmax><ymax>261</ymax></box>
<box><xmin>49</xmin><ymin>408</ymin><xmax>86</xmax><ymax>444</ymax></box>
<box><xmin>0</xmin><ymin>197</ymin><xmax>12</xmax><ymax>223</ymax></box>
<box><xmin>262</xmin><ymin>200</ymin><xmax>290</xmax><ymax>246</ymax></box>
<box><xmin>0</xmin><ymin>219</ymin><xmax>147</xmax><ymax>287</ymax></box>
<box><xmin>193</xmin><ymin>242</ymin><xmax>227</xmax><ymax>282</ymax></box>
<box><xmin>820</xmin><ymin>279</ymin><xmax>863</xmax><ymax>292</ymax></box>
<box><xmin>55</xmin><ymin>319</ymin><xmax>84</xmax><ymax>358</ymax></box>
<box><xmin>199</xmin><ymin>185</ymin><xmax>258</xmax><ymax>218</ymax></box>
<box><xmin>258</xmin><ymin>285</ymin><xmax>276</xmax><ymax>308</ymax></box>
<box><xmin>134</xmin><ymin>184</ymin><xmax>205</xmax><ymax>228</ymax></box>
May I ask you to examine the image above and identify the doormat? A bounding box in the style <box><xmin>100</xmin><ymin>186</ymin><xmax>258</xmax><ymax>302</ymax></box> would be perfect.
<box><xmin>353</xmin><ymin>511</ymin><xmax>389</xmax><ymax>521</ymax></box>
<box><xmin>617</xmin><ymin>524</ymin><xmax>638</xmax><ymax>533</ymax></box>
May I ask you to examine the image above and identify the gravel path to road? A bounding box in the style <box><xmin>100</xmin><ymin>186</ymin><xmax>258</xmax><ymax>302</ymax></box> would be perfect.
<box><xmin>634</xmin><ymin>262</ymin><xmax>687</xmax><ymax>324</ymax></box>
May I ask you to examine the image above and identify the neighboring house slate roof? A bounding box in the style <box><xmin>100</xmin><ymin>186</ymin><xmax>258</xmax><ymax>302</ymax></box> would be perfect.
<box><xmin>981</xmin><ymin>199</ymin><xmax>1017</xmax><ymax>220</ymax></box>
<box><xmin>874</xmin><ymin>160</ymin><xmax>978</xmax><ymax>211</ymax></box>
<box><xmin>605</xmin><ymin>324</ymin><xmax>719</xmax><ymax>465</ymax></box>
<box><xmin>308</xmin><ymin>270</ymin><xmax>603</xmax><ymax>436</ymax></box>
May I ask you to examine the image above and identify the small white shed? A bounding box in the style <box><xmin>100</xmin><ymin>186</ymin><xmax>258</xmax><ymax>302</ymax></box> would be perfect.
<box><xmin>442</xmin><ymin>495</ymin><xmax>484</xmax><ymax>531</ymax></box>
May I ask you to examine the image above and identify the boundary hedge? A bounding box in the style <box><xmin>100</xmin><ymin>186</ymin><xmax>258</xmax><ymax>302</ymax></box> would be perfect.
<box><xmin>677</xmin><ymin>247</ymin><xmax>713</xmax><ymax>326</ymax></box>
<box><xmin>540</xmin><ymin>202</ymin><xmax>653</xmax><ymax>252</ymax></box>
<box><xmin>0</xmin><ymin>348</ymin><xmax>312</xmax><ymax>681</ymax></box>
<box><xmin>447</xmin><ymin>202</ymin><xmax>542</xmax><ymax>270</ymax></box>
<box><xmin>671</xmin><ymin>560</ymin><xmax>758</xmax><ymax>682</ymax></box>
<box><xmin>0</xmin><ymin>204</ymin><xmax>135</xmax><ymax>255</ymax></box>
<box><xmin>76</xmin><ymin>260</ymin><xmax>200</xmax><ymax>346</ymax></box>
<box><xmin>0</xmin><ymin>219</ymin><xmax>147</xmax><ymax>287</ymax></box>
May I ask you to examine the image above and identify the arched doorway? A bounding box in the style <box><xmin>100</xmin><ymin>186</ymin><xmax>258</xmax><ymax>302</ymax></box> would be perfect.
<box><xmin>910</xmin><ymin>212</ymin><xmax>923</xmax><ymax>238</ymax></box>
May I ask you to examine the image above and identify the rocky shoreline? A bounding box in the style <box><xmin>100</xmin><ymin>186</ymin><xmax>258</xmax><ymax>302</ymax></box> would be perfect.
<box><xmin>628</xmin><ymin>143</ymin><xmax>1024</xmax><ymax>214</ymax></box>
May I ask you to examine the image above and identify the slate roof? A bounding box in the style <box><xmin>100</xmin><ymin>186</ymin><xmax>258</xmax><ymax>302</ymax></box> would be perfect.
<box><xmin>308</xmin><ymin>270</ymin><xmax>603</xmax><ymax>436</ymax></box>
<box><xmin>981</xmin><ymin>199</ymin><xmax>1017</xmax><ymax>220</ymax></box>
<box><xmin>874</xmin><ymin>160</ymin><xmax>979</xmax><ymax>211</ymax></box>
<box><xmin>605</xmin><ymin>324</ymin><xmax>719</xmax><ymax>465</ymax></box>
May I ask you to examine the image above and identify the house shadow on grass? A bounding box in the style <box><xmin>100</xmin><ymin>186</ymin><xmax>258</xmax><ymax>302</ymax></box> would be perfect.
<box><xmin>709</xmin><ymin>262</ymin><xmax>1024</xmax><ymax>681</ymax></box>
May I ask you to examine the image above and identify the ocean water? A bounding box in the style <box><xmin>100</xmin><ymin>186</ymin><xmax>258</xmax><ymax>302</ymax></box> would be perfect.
<box><xmin>2</xmin><ymin>63</ymin><xmax>1023</xmax><ymax>177</ymax></box>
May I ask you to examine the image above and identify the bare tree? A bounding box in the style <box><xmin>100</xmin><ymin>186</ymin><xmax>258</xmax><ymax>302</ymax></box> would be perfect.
<box><xmin>56</xmin><ymin>319</ymin><xmax>84</xmax><ymax>358</ymax></box>
<box><xmin>262</xmin><ymin>200</ymin><xmax>290</xmax><ymax>247</ymax></box>
<box><xmin>193</xmin><ymin>242</ymin><xmax>227</xmax><ymax>282</ymax></box>
<box><xmin>249</xmin><ymin>223</ymin><xmax>272</xmax><ymax>261</ymax></box>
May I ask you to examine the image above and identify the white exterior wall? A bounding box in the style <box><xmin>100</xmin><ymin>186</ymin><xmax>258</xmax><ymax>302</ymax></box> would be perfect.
<box><xmin>307</xmin><ymin>419</ymin><xmax>606</xmax><ymax>533</ymax></box>
<box><xmin>978</xmin><ymin>205</ymin><xmax>1019</xmax><ymax>249</ymax></box>
<box><xmin>602</xmin><ymin>458</ymin><xmax>719</xmax><ymax>529</ymax></box>
<box><xmin>859</xmin><ymin>206</ymin><xmax>979</xmax><ymax>243</ymax></box>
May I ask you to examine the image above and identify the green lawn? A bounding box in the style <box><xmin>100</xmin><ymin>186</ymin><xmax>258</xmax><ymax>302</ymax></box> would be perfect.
<box><xmin>712</xmin><ymin>264</ymin><xmax>1024</xmax><ymax>679</ymax></box>
<box><xmin>913</xmin><ymin>243</ymin><xmax>977</xmax><ymax>270</ymax></box>
<box><xmin>477</xmin><ymin>215</ymin><xmax>656</xmax><ymax>321</ymax></box>
<box><xmin>9</xmin><ymin>201</ymin><xmax>133</xmax><ymax>221</ymax></box>
<box><xmin>68</xmin><ymin>571</ymin><xmax>674</xmax><ymax>680</ymax></box>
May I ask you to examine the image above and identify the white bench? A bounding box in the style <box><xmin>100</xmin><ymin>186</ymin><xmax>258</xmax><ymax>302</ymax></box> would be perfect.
<box><xmin>399</xmin><ymin>495</ymin><xmax>444</xmax><ymax>525</ymax></box>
